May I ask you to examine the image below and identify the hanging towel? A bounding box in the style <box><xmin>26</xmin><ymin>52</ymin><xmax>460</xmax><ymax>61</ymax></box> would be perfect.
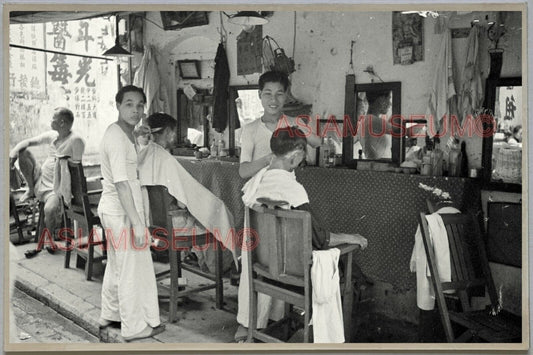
<box><xmin>410</xmin><ymin>206</ymin><xmax>460</xmax><ymax>310</ymax></box>
<box><xmin>53</xmin><ymin>156</ymin><xmax>72</xmax><ymax>206</ymax></box>
<box><xmin>458</xmin><ymin>25</ymin><xmax>485</xmax><ymax>123</ymax></box>
<box><xmin>311</xmin><ymin>248</ymin><xmax>344</xmax><ymax>343</ymax></box>
<box><xmin>426</xmin><ymin>28</ymin><xmax>456</xmax><ymax>134</ymax></box>
<box><xmin>212</xmin><ymin>42</ymin><xmax>230</xmax><ymax>132</ymax></box>
<box><xmin>133</xmin><ymin>46</ymin><xmax>169</xmax><ymax>115</ymax></box>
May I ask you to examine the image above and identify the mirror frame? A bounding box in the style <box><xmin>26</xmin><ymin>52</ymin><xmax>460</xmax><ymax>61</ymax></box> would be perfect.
<box><xmin>343</xmin><ymin>81</ymin><xmax>402</xmax><ymax>165</ymax></box>
<box><xmin>481</xmin><ymin>76</ymin><xmax>522</xmax><ymax>192</ymax></box>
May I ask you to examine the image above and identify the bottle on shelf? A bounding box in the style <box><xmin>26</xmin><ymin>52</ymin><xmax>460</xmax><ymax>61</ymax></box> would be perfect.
<box><xmin>327</xmin><ymin>136</ymin><xmax>336</xmax><ymax>167</ymax></box>
<box><xmin>448</xmin><ymin>138</ymin><xmax>462</xmax><ymax>177</ymax></box>
<box><xmin>430</xmin><ymin>136</ymin><xmax>443</xmax><ymax>176</ymax></box>
<box><xmin>210</xmin><ymin>139</ymin><xmax>218</xmax><ymax>158</ymax></box>
<box><xmin>460</xmin><ymin>141</ymin><xmax>468</xmax><ymax>177</ymax></box>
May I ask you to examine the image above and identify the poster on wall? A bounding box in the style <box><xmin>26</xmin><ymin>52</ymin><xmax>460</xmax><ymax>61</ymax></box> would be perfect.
<box><xmin>392</xmin><ymin>12</ymin><xmax>424</xmax><ymax>65</ymax></box>
<box><xmin>237</xmin><ymin>25</ymin><xmax>262</xmax><ymax>75</ymax></box>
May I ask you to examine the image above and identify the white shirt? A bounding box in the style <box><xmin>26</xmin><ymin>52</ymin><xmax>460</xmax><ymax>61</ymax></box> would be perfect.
<box><xmin>98</xmin><ymin>123</ymin><xmax>144</xmax><ymax>216</ymax></box>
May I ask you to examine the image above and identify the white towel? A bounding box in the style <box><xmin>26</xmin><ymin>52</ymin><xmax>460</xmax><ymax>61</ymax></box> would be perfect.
<box><xmin>53</xmin><ymin>156</ymin><xmax>72</xmax><ymax>207</ymax></box>
<box><xmin>410</xmin><ymin>206</ymin><xmax>460</xmax><ymax>310</ymax></box>
<box><xmin>242</xmin><ymin>167</ymin><xmax>309</xmax><ymax>209</ymax></box>
<box><xmin>426</xmin><ymin>28</ymin><xmax>456</xmax><ymax>133</ymax></box>
<box><xmin>311</xmin><ymin>248</ymin><xmax>344</xmax><ymax>343</ymax></box>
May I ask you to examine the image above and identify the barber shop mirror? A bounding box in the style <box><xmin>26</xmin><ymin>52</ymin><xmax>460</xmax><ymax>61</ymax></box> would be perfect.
<box><xmin>228</xmin><ymin>85</ymin><xmax>263</xmax><ymax>155</ymax></box>
<box><xmin>344</xmin><ymin>82</ymin><xmax>402</xmax><ymax>164</ymax></box>
<box><xmin>482</xmin><ymin>77</ymin><xmax>522</xmax><ymax>191</ymax></box>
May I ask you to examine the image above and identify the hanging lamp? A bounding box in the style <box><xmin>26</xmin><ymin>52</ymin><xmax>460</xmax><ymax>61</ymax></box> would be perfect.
<box><xmin>228</xmin><ymin>11</ymin><xmax>268</xmax><ymax>26</ymax></box>
<box><xmin>102</xmin><ymin>14</ymin><xmax>133</xmax><ymax>57</ymax></box>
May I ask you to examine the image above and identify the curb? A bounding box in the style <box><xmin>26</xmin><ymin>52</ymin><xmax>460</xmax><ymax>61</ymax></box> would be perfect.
<box><xmin>14</xmin><ymin>270</ymin><xmax>123</xmax><ymax>343</ymax></box>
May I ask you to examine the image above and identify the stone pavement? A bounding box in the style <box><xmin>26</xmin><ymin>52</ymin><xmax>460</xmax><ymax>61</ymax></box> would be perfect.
<box><xmin>10</xmin><ymin>241</ymin><xmax>240</xmax><ymax>344</ymax></box>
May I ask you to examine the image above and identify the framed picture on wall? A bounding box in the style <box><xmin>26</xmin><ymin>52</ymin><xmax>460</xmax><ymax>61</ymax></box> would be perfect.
<box><xmin>177</xmin><ymin>60</ymin><xmax>201</xmax><ymax>79</ymax></box>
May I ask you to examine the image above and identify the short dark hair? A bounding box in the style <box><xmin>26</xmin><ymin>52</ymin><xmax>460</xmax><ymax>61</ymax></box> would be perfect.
<box><xmin>270</xmin><ymin>126</ymin><xmax>307</xmax><ymax>157</ymax></box>
<box><xmin>54</xmin><ymin>107</ymin><xmax>74</xmax><ymax>125</ymax></box>
<box><xmin>258</xmin><ymin>71</ymin><xmax>290</xmax><ymax>91</ymax></box>
<box><xmin>513</xmin><ymin>125</ymin><xmax>522</xmax><ymax>134</ymax></box>
<box><xmin>115</xmin><ymin>85</ymin><xmax>147</xmax><ymax>104</ymax></box>
<box><xmin>147</xmin><ymin>112</ymin><xmax>177</xmax><ymax>133</ymax></box>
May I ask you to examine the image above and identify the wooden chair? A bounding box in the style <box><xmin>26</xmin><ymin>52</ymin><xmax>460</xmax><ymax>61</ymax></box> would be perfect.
<box><xmin>247</xmin><ymin>202</ymin><xmax>358</xmax><ymax>343</ymax></box>
<box><xmin>63</xmin><ymin>161</ymin><xmax>106</xmax><ymax>281</ymax></box>
<box><xmin>418</xmin><ymin>212</ymin><xmax>521</xmax><ymax>342</ymax></box>
<box><xmin>146</xmin><ymin>185</ymin><xmax>223</xmax><ymax>323</ymax></box>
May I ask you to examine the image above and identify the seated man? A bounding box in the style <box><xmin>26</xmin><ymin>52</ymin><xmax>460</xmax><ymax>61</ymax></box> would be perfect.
<box><xmin>9</xmin><ymin>107</ymin><xmax>85</xmax><ymax>244</ymax></box>
<box><xmin>235</xmin><ymin>126</ymin><xmax>368</xmax><ymax>341</ymax></box>
<box><xmin>137</xmin><ymin>113</ymin><xmax>237</xmax><ymax>272</ymax></box>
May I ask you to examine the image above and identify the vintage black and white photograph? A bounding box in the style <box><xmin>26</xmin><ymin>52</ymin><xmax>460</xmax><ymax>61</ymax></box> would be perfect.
<box><xmin>3</xmin><ymin>2</ymin><xmax>527</xmax><ymax>352</ymax></box>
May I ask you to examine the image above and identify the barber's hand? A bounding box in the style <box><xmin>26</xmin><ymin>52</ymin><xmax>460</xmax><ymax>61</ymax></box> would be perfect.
<box><xmin>264</xmin><ymin>153</ymin><xmax>274</xmax><ymax>167</ymax></box>
<box><xmin>132</xmin><ymin>223</ymin><xmax>149</xmax><ymax>246</ymax></box>
<box><xmin>9</xmin><ymin>156</ymin><xmax>17</xmax><ymax>169</ymax></box>
<box><xmin>134</xmin><ymin>124</ymin><xmax>151</xmax><ymax>138</ymax></box>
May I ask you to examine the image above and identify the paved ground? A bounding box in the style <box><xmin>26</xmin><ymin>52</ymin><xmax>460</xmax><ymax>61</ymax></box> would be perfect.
<box><xmin>11</xmin><ymin>287</ymin><xmax>98</xmax><ymax>343</ymax></box>
<box><xmin>10</xmin><ymin>240</ymin><xmax>240</xmax><ymax>344</ymax></box>
<box><xmin>8</xmin><ymin>238</ymin><xmax>419</xmax><ymax>345</ymax></box>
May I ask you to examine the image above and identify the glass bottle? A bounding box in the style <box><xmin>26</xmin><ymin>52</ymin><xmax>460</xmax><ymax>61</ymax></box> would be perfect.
<box><xmin>431</xmin><ymin>137</ymin><xmax>443</xmax><ymax>176</ymax></box>
<box><xmin>448</xmin><ymin>138</ymin><xmax>462</xmax><ymax>177</ymax></box>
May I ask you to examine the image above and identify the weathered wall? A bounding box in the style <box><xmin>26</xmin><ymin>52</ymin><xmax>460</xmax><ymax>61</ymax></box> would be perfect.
<box><xmin>144</xmin><ymin>10</ymin><xmax>521</xmax><ymax>169</ymax></box>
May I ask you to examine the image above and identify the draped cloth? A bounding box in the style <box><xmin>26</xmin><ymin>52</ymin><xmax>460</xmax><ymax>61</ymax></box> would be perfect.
<box><xmin>458</xmin><ymin>25</ymin><xmax>485</xmax><ymax>123</ymax></box>
<box><xmin>311</xmin><ymin>248</ymin><xmax>344</xmax><ymax>343</ymax></box>
<box><xmin>212</xmin><ymin>42</ymin><xmax>230</xmax><ymax>132</ymax></box>
<box><xmin>410</xmin><ymin>206</ymin><xmax>460</xmax><ymax>310</ymax></box>
<box><xmin>137</xmin><ymin>142</ymin><xmax>237</xmax><ymax>260</ymax></box>
<box><xmin>426</xmin><ymin>28</ymin><xmax>456</xmax><ymax>134</ymax></box>
<box><xmin>133</xmin><ymin>46</ymin><xmax>169</xmax><ymax>116</ymax></box>
<box><xmin>53</xmin><ymin>156</ymin><xmax>72</xmax><ymax>207</ymax></box>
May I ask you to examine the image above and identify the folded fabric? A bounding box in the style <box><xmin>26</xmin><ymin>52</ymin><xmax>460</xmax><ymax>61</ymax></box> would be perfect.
<box><xmin>53</xmin><ymin>155</ymin><xmax>72</xmax><ymax>207</ymax></box>
<box><xmin>311</xmin><ymin>248</ymin><xmax>344</xmax><ymax>343</ymax></box>
<box><xmin>138</xmin><ymin>142</ymin><xmax>236</xmax><ymax>261</ymax></box>
<box><xmin>410</xmin><ymin>206</ymin><xmax>460</xmax><ymax>310</ymax></box>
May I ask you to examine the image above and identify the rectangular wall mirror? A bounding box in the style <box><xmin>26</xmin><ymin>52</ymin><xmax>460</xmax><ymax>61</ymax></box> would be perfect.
<box><xmin>344</xmin><ymin>81</ymin><xmax>402</xmax><ymax>164</ymax></box>
<box><xmin>482</xmin><ymin>77</ymin><xmax>522</xmax><ymax>191</ymax></box>
<box><xmin>228</xmin><ymin>85</ymin><xmax>262</xmax><ymax>155</ymax></box>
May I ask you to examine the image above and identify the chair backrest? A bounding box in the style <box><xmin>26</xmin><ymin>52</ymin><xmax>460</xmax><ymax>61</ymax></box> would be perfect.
<box><xmin>66</xmin><ymin>161</ymin><xmax>92</xmax><ymax>221</ymax></box>
<box><xmin>418</xmin><ymin>212</ymin><xmax>499</xmax><ymax>312</ymax></box>
<box><xmin>145</xmin><ymin>185</ymin><xmax>174</xmax><ymax>231</ymax></box>
<box><xmin>248</xmin><ymin>204</ymin><xmax>313</xmax><ymax>287</ymax></box>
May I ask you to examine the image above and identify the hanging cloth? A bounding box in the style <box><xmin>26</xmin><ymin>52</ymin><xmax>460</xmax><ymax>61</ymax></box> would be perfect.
<box><xmin>426</xmin><ymin>28</ymin><xmax>456</xmax><ymax>134</ymax></box>
<box><xmin>212</xmin><ymin>42</ymin><xmax>230</xmax><ymax>132</ymax></box>
<box><xmin>458</xmin><ymin>25</ymin><xmax>485</xmax><ymax>123</ymax></box>
<box><xmin>133</xmin><ymin>46</ymin><xmax>169</xmax><ymax>116</ymax></box>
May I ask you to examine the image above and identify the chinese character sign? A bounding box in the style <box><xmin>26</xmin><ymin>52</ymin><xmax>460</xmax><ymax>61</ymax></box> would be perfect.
<box><xmin>9</xmin><ymin>16</ymin><xmax>120</xmax><ymax>164</ymax></box>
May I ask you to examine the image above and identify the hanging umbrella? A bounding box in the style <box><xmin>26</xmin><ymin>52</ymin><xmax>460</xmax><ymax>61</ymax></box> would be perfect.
<box><xmin>212</xmin><ymin>42</ymin><xmax>230</xmax><ymax>132</ymax></box>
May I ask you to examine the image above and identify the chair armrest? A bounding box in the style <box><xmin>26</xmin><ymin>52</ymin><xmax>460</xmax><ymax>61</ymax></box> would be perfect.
<box><xmin>334</xmin><ymin>243</ymin><xmax>359</xmax><ymax>255</ymax></box>
<box><xmin>87</xmin><ymin>189</ymin><xmax>103</xmax><ymax>195</ymax></box>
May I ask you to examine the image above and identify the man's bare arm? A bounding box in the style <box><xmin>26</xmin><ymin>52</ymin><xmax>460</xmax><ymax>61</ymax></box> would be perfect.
<box><xmin>239</xmin><ymin>154</ymin><xmax>273</xmax><ymax>179</ymax></box>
